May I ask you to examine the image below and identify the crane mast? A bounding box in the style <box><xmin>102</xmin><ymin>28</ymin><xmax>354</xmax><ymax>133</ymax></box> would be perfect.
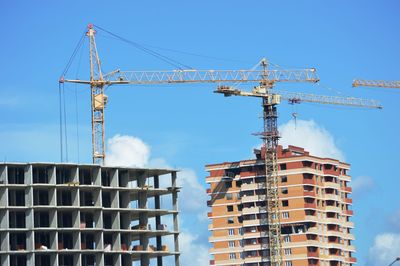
<box><xmin>87</xmin><ymin>24</ymin><xmax>107</xmax><ymax>165</ymax></box>
<box><xmin>61</xmin><ymin>24</ymin><xmax>382</xmax><ymax>266</ymax></box>
<box><xmin>259</xmin><ymin>60</ymin><xmax>283</xmax><ymax>266</ymax></box>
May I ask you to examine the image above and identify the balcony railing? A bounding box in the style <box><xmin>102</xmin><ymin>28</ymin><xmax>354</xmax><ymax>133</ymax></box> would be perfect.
<box><xmin>344</xmin><ymin>198</ymin><xmax>353</xmax><ymax>204</ymax></box>
<box><xmin>303</xmin><ymin>191</ymin><xmax>316</xmax><ymax>197</ymax></box>
<box><xmin>345</xmin><ymin>210</ymin><xmax>354</xmax><ymax>215</ymax></box>
<box><xmin>324</xmin><ymin>169</ymin><xmax>339</xmax><ymax>176</ymax></box>
<box><xmin>304</xmin><ymin>202</ymin><xmax>317</xmax><ymax>209</ymax></box>
<box><xmin>344</xmin><ymin>187</ymin><xmax>352</xmax><ymax>193</ymax></box>
<box><xmin>303</xmin><ymin>179</ymin><xmax>316</xmax><ymax>185</ymax></box>
<box><xmin>349</xmin><ymin>257</ymin><xmax>357</xmax><ymax>263</ymax></box>
<box><xmin>324</xmin><ymin>181</ymin><xmax>340</xmax><ymax>189</ymax></box>
<box><xmin>307</xmin><ymin>251</ymin><xmax>319</xmax><ymax>257</ymax></box>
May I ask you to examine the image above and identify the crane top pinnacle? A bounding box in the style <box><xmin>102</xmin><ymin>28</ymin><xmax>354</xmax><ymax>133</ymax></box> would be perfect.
<box><xmin>86</xmin><ymin>24</ymin><xmax>96</xmax><ymax>36</ymax></box>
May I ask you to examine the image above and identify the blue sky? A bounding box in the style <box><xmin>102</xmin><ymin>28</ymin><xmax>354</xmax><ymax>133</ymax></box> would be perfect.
<box><xmin>1</xmin><ymin>1</ymin><xmax>400</xmax><ymax>265</ymax></box>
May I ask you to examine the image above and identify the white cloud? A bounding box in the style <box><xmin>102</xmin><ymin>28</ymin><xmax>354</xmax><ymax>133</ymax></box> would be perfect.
<box><xmin>352</xmin><ymin>176</ymin><xmax>375</xmax><ymax>198</ymax></box>
<box><xmin>367</xmin><ymin>233</ymin><xmax>400</xmax><ymax>266</ymax></box>
<box><xmin>105</xmin><ymin>134</ymin><xmax>209</xmax><ymax>264</ymax></box>
<box><xmin>107</xmin><ymin>134</ymin><xmax>208</xmax><ymax>215</ymax></box>
<box><xmin>180</xmin><ymin>231</ymin><xmax>209</xmax><ymax>266</ymax></box>
<box><xmin>106</xmin><ymin>134</ymin><xmax>150</xmax><ymax>167</ymax></box>
<box><xmin>177</xmin><ymin>168</ymin><xmax>208</xmax><ymax>214</ymax></box>
<box><xmin>279</xmin><ymin>119</ymin><xmax>344</xmax><ymax>161</ymax></box>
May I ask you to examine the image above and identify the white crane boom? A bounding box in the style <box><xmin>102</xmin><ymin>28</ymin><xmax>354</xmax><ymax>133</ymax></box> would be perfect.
<box><xmin>353</xmin><ymin>79</ymin><xmax>400</xmax><ymax>88</ymax></box>
<box><xmin>63</xmin><ymin>68</ymin><xmax>319</xmax><ymax>85</ymax></box>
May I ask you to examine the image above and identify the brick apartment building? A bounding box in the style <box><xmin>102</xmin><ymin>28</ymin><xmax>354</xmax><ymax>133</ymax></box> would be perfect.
<box><xmin>206</xmin><ymin>145</ymin><xmax>356</xmax><ymax>266</ymax></box>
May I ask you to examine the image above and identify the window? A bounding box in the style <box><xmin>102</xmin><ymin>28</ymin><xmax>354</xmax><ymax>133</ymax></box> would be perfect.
<box><xmin>228</xmin><ymin>241</ymin><xmax>235</xmax><ymax>248</ymax></box>
<box><xmin>284</xmin><ymin>249</ymin><xmax>292</xmax><ymax>255</ymax></box>
<box><xmin>284</xmin><ymin>235</ymin><xmax>291</xmax><ymax>243</ymax></box>
<box><xmin>227</xmin><ymin>205</ymin><xmax>234</xmax><ymax>212</ymax></box>
<box><xmin>238</xmin><ymin>228</ymin><xmax>243</xmax><ymax>235</ymax></box>
<box><xmin>227</xmin><ymin>217</ymin><xmax>234</xmax><ymax>224</ymax></box>
<box><xmin>285</xmin><ymin>261</ymin><xmax>292</xmax><ymax>266</ymax></box>
<box><xmin>281</xmin><ymin>176</ymin><xmax>287</xmax><ymax>182</ymax></box>
<box><xmin>236</xmin><ymin>193</ymin><xmax>241</xmax><ymax>200</ymax></box>
<box><xmin>226</xmin><ymin>193</ymin><xmax>232</xmax><ymax>200</ymax></box>
<box><xmin>229</xmin><ymin>253</ymin><xmax>236</xmax><ymax>260</ymax></box>
<box><xmin>281</xmin><ymin>188</ymin><xmax>288</xmax><ymax>194</ymax></box>
<box><xmin>236</xmin><ymin>180</ymin><xmax>242</xmax><ymax>187</ymax></box>
<box><xmin>282</xmin><ymin>212</ymin><xmax>289</xmax><ymax>219</ymax></box>
<box><xmin>228</xmin><ymin>229</ymin><xmax>234</xmax><ymax>236</ymax></box>
<box><xmin>282</xmin><ymin>200</ymin><xmax>289</xmax><ymax>207</ymax></box>
<box><xmin>280</xmin><ymin>164</ymin><xmax>287</xmax><ymax>170</ymax></box>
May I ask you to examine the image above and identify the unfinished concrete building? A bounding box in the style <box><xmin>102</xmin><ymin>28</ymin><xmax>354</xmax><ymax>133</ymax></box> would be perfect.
<box><xmin>0</xmin><ymin>163</ymin><xmax>180</xmax><ymax>266</ymax></box>
<box><xmin>206</xmin><ymin>146</ymin><xmax>356</xmax><ymax>266</ymax></box>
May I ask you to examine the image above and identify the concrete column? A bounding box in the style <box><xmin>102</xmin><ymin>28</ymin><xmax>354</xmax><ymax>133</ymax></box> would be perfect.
<box><xmin>154</xmin><ymin>175</ymin><xmax>163</xmax><ymax>266</ymax></box>
<box><xmin>138</xmin><ymin>172</ymin><xmax>149</xmax><ymax>266</ymax></box>
<box><xmin>171</xmin><ymin>171</ymin><xmax>180</xmax><ymax>266</ymax></box>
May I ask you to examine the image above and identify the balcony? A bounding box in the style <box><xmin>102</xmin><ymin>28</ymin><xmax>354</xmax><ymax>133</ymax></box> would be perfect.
<box><xmin>344</xmin><ymin>187</ymin><xmax>352</xmax><ymax>193</ymax></box>
<box><xmin>325</xmin><ymin>194</ymin><xmax>340</xmax><ymax>201</ymax></box>
<box><xmin>304</xmin><ymin>191</ymin><xmax>316</xmax><ymax>197</ymax></box>
<box><xmin>326</xmin><ymin>230</ymin><xmax>343</xmax><ymax>238</ymax></box>
<box><xmin>243</xmin><ymin>218</ymin><xmax>262</xmax><ymax>227</ymax></box>
<box><xmin>290</xmin><ymin>234</ymin><xmax>307</xmax><ymax>242</ymax></box>
<box><xmin>241</xmin><ymin>171</ymin><xmax>255</xmax><ymax>178</ymax></box>
<box><xmin>243</xmin><ymin>243</ymin><xmax>262</xmax><ymax>251</ymax></box>
<box><xmin>305</xmin><ymin>215</ymin><xmax>318</xmax><ymax>221</ymax></box>
<box><xmin>324</xmin><ymin>181</ymin><xmax>340</xmax><ymax>189</ymax></box>
<box><xmin>206</xmin><ymin>188</ymin><xmax>211</xmax><ymax>194</ymax></box>
<box><xmin>348</xmin><ymin>257</ymin><xmax>357</xmax><ymax>263</ymax></box>
<box><xmin>324</xmin><ymin>168</ymin><xmax>339</xmax><ymax>176</ymax></box>
<box><xmin>242</xmin><ymin>207</ymin><xmax>261</xmax><ymax>215</ymax></box>
<box><xmin>303</xmin><ymin>179</ymin><xmax>316</xmax><ymax>185</ymax></box>
<box><xmin>325</xmin><ymin>217</ymin><xmax>340</xmax><ymax>224</ymax></box>
<box><xmin>207</xmin><ymin>212</ymin><xmax>212</xmax><ymax>218</ymax></box>
<box><xmin>343</xmin><ymin>221</ymin><xmax>354</xmax><ymax>228</ymax></box>
<box><xmin>241</xmin><ymin>183</ymin><xmax>258</xmax><ymax>191</ymax></box>
<box><xmin>325</xmin><ymin>206</ymin><xmax>341</xmax><ymax>212</ymax></box>
<box><xmin>307</xmin><ymin>251</ymin><xmax>319</xmax><ymax>258</ymax></box>
<box><xmin>304</xmin><ymin>202</ymin><xmax>317</xmax><ymax>209</ymax></box>
<box><xmin>243</xmin><ymin>229</ymin><xmax>268</xmax><ymax>238</ymax></box>
<box><xmin>344</xmin><ymin>198</ymin><xmax>353</xmax><ymax>204</ymax></box>
<box><xmin>345</xmin><ymin>210</ymin><xmax>354</xmax><ymax>215</ymax></box>
<box><xmin>241</xmin><ymin>195</ymin><xmax>259</xmax><ymax>203</ymax></box>
<box><xmin>329</xmin><ymin>254</ymin><xmax>343</xmax><ymax>261</ymax></box>
<box><xmin>307</xmin><ymin>227</ymin><xmax>322</xmax><ymax>234</ymax></box>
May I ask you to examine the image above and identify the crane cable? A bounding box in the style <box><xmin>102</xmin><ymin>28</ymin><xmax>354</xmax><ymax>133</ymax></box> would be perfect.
<box><xmin>59</xmin><ymin>29</ymin><xmax>86</xmax><ymax>162</ymax></box>
<box><xmin>93</xmin><ymin>24</ymin><xmax>194</xmax><ymax>70</ymax></box>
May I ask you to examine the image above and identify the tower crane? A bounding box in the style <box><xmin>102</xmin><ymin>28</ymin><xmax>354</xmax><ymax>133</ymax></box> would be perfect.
<box><xmin>352</xmin><ymin>79</ymin><xmax>400</xmax><ymax>89</ymax></box>
<box><xmin>60</xmin><ymin>24</ymin><xmax>382</xmax><ymax>266</ymax></box>
<box><xmin>59</xmin><ymin>24</ymin><xmax>320</xmax><ymax>165</ymax></box>
<box><xmin>215</xmin><ymin>63</ymin><xmax>381</xmax><ymax>266</ymax></box>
